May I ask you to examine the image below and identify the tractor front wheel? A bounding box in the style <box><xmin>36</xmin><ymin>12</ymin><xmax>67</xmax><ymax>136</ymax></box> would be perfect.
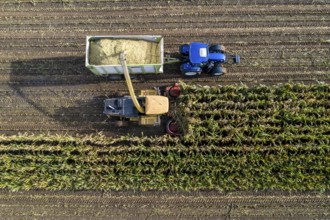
<box><xmin>179</xmin><ymin>44</ymin><xmax>189</xmax><ymax>55</ymax></box>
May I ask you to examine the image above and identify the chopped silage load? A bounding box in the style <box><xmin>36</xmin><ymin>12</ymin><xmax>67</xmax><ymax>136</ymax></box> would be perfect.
<box><xmin>89</xmin><ymin>39</ymin><xmax>160</xmax><ymax>65</ymax></box>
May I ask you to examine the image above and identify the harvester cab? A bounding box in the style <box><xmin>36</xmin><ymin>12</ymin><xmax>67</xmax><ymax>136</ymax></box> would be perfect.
<box><xmin>179</xmin><ymin>42</ymin><xmax>240</xmax><ymax>77</ymax></box>
<box><xmin>103</xmin><ymin>52</ymin><xmax>181</xmax><ymax>131</ymax></box>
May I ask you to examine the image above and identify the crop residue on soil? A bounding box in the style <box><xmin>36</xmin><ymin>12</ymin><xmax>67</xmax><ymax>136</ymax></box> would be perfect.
<box><xmin>89</xmin><ymin>39</ymin><xmax>160</xmax><ymax>65</ymax></box>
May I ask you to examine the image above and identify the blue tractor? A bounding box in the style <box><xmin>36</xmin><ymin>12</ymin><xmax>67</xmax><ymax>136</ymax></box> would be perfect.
<box><xmin>179</xmin><ymin>42</ymin><xmax>240</xmax><ymax>76</ymax></box>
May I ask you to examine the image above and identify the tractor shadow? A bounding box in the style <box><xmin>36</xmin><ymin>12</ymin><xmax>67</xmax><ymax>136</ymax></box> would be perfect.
<box><xmin>163</xmin><ymin>52</ymin><xmax>182</xmax><ymax>73</ymax></box>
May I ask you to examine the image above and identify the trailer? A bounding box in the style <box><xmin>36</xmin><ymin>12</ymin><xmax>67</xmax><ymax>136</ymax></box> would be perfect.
<box><xmin>86</xmin><ymin>35</ymin><xmax>164</xmax><ymax>76</ymax></box>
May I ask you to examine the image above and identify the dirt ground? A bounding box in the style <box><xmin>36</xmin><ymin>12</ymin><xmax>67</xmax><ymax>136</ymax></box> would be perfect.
<box><xmin>0</xmin><ymin>190</ymin><xmax>329</xmax><ymax>220</ymax></box>
<box><xmin>0</xmin><ymin>1</ymin><xmax>329</xmax><ymax>217</ymax></box>
<box><xmin>0</xmin><ymin>0</ymin><xmax>329</xmax><ymax>137</ymax></box>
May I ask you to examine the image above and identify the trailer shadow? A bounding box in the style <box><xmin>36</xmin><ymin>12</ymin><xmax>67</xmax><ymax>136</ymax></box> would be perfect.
<box><xmin>10</xmin><ymin>56</ymin><xmax>113</xmax><ymax>86</ymax></box>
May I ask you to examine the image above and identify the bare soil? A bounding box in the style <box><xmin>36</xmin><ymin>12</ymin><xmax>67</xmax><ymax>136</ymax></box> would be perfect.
<box><xmin>0</xmin><ymin>190</ymin><xmax>328</xmax><ymax>220</ymax></box>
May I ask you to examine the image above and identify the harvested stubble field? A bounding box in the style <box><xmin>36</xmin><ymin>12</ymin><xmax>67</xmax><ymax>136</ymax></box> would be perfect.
<box><xmin>0</xmin><ymin>0</ymin><xmax>330</xmax><ymax>219</ymax></box>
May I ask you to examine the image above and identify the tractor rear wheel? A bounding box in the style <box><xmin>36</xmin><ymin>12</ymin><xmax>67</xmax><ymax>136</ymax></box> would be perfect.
<box><xmin>166</xmin><ymin>119</ymin><xmax>182</xmax><ymax>136</ymax></box>
<box><xmin>209</xmin><ymin>44</ymin><xmax>226</xmax><ymax>53</ymax></box>
<box><xmin>184</xmin><ymin>71</ymin><xmax>199</xmax><ymax>77</ymax></box>
<box><xmin>211</xmin><ymin>66</ymin><xmax>227</xmax><ymax>76</ymax></box>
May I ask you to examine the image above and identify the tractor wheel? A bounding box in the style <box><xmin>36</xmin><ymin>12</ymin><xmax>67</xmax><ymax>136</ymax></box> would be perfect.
<box><xmin>166</xmin><ymin>119</ymin><xmax>182</xmax><ymax>136</ymax></box>
<box><xmin>184</xmin><ymin>71</ymin><xmax>198</xmax><ymax>77</ymax></box>
<box><xmin>179</xmin><ymin>44</ymin><xmax>189</xmax><ymax>55</ymax></box>
<box><xmin>209</xmin><ymin>44</ymin><xmax>226</xmax><ymax>53</ymax></box>
<box><xmin>211</xmin><ymin>66</ymin><xmax>227</xmax><ymax>76</ymax></box>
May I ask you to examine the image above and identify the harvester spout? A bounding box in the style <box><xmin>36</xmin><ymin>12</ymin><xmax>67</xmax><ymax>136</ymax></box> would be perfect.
<box><xmin>119</xmin><ymin>52</ymin><xmax>145</xmax><ymax>114</ymax></box>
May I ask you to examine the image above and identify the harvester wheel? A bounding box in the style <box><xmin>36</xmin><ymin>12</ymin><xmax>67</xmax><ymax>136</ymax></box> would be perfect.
<box><xmin>114</xmin><ymin>120</ymin><xmax>129</xmax><ymax>127</ymax></box>
<box><xmin>168</xmin><ymin>85</ymin><xmax>181</xmax><ymax>98</ymax></box>
<box><xmin>166</xmin><ymin>119</ymin><xmax>182</xmax><ymax>136</ymax></box>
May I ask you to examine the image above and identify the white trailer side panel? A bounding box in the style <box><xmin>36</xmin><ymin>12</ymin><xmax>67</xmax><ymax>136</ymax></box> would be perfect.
<box><xmin>86</xmin><ymin>35</ymin><xmax>163</xmax><ymax>75</ymax></box>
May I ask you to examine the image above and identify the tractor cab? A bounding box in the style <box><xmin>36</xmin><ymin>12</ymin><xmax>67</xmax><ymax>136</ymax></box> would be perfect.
<box><xmin>189</xmin><ymin>42</ymin><xmax>226</xmax><ymax>65</ymax></box>
<box><xmin>189</xmin><ymin>42</ymin><xmax>209</xmax><ymax>65</ymax></box>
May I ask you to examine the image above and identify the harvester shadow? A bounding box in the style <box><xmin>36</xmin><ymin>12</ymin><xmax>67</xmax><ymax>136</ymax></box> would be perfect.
<box><xmin>53</xmin><ymin>96</ymin><xmax>168</xmax><ymax>136</ymax></box>
<box><xmin>10</xmin><ymin>56</ymin><xmax>168</xmax><ymax>136</ymax></box>
<box><xmin>10</xmin><ymin>57</ymin><xmax>116</xmax><ymax>134</ymax></box>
